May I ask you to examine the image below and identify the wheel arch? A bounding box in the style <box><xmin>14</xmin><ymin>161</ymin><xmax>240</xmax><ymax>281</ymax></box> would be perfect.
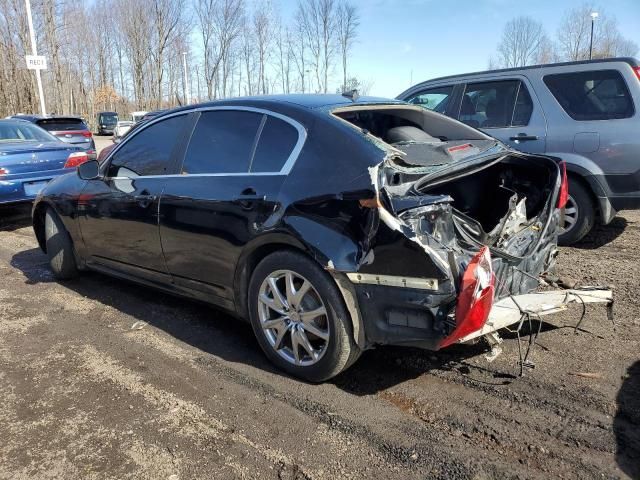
<box><xmin>233</xmin><ymin>233</ymin><xmax>365</xmax><ymax>349</ymax></box>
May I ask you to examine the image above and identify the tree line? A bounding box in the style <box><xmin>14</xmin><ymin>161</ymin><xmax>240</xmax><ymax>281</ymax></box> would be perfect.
<box><xmin>0</xmin><ymin>0</ymin><xmax>360</xmax><ymax>121</ymax></box>
<box><xmin>491</xmin><ymin>3</ymin><xmax>638</xmax><ymax>69</ymax></box>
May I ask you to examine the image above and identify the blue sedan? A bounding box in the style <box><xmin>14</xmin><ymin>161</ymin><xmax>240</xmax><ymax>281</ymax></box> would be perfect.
<box><xmin>0</xmin><ymin>119</ymin><xmax>87</xmax><ymax>205</ymax></box>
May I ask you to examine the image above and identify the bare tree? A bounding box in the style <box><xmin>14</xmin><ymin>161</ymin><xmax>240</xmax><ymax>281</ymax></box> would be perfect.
<box><xmin>556</xmin><ymin>4</ymin><xmax>638</xmax><ymax>61</ymax></box>
<box><xmin>497</xmin><ymin>16</ymin><xmax>546</xmax><ymax>68</ymax></box>
<box><xmin>336</xmin><ymin>0</ymin><xmax>358</xmax><ymax>92</ymax></box>
<box><xmin>253</xmin><ymin>2</ymin><xmax>272</xmax><ymax>95</ymax></box>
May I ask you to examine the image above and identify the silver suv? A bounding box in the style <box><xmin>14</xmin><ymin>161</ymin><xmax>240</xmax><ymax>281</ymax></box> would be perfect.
<box><xmin>398</xmin><ymin>57</ymin><xmax>640</xmax><ymax>244</ymax></box>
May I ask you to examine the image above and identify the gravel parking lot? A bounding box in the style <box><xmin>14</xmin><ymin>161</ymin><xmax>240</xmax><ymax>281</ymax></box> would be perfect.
<box><xmin>0</xmin><ymin>197</ymin><xmax>638</xmax><ymax>478</ymax></box>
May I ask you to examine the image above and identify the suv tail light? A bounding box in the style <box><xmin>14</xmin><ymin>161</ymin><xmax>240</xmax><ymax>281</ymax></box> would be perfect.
<box><xmin>64</xmin><ymin>152</ymin><xmax>89</xmax><ymax>168</ymax></box>
<box><xmin>439</xmin><ymin>247</ymin><xmax>495</xmax><ymax>348</ymax></box>
<box><xmin>81</xmin><ymin>131</ymin><xmax>92</xmax><ymax>138</ymax></box>
<box><xmin>0</xmin><ymin>168</ymin><xmax>7</xmax><ymax>177</ymax></box>
<box><xmin>557</xmin><ymin>161</ymin><xmax>569</xmax><ymax>209</ymax></box>
<box><xmin>633</xmin><ymin>66</ymin><xmax>640</xmax><ymax>82</ymax></box>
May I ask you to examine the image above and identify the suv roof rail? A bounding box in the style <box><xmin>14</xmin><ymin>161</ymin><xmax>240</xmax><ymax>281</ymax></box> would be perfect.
<box><xmin>403</xmin><ymin>57</ymin><xmax>639</xmax><ymax>93</ymax></box>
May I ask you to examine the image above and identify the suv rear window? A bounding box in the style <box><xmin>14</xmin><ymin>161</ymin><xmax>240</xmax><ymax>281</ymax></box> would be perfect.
<box><xmin>36</xmin><ymin>118</ymin><xmax>88</xmax><ymax>131</ymax></box>
<box><xmin>543</xmin><ymin>70</ymin><xmax>634</xmax><ymax>121</ymax></box>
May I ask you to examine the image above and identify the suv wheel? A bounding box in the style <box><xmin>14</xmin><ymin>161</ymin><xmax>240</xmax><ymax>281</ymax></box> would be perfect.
<box><xmin>558</xmin><ymin>179</ymin><xmax>595</xmax><ymax>246</ymax></box>
<box><xmin>248</xmin><ymin>251</ymin><xmax>359</xmax><ymax>382</ymax></box>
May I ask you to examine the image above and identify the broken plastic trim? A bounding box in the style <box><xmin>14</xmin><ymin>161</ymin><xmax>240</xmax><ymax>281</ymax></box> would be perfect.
<box><xmin>346</xmin><ymin>273</ymin><xmax>438</xmax><ymax>290</ymax></box>
<box><xmin>457</xmin><ymin>286</ymin><xmax>614</xmax><ymax>343</ymax></box>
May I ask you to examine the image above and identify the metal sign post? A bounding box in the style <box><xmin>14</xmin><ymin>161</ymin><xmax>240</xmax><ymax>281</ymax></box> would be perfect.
<box><xmin>24</xmin><ymin>0</ymin><xmax>46</xmax><ymax>116</ymax></box>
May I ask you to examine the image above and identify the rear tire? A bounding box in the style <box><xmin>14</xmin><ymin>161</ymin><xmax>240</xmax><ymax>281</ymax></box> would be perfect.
<box><xmin>558</xmin><ymin>179</ymin><xmax>595</xmax><ymax>246</ymax></box>
<box><xmin>248</xmin><ymin>250</ymin><xmax>359</xmax><ymax>382</ymax></box>
<box><xmin>45</xmin><ymin>208</ymin><xmax>79</xmax><ymax>280</ymax></box>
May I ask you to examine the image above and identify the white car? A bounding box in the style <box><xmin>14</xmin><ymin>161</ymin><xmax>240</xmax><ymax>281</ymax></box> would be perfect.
<box><xmin>113</xmin><ymin>121</ymin><xmax>135</xmax><ymax>139</ymax></box>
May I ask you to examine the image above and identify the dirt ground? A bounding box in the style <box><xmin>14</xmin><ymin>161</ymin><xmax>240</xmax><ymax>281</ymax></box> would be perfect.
<box><xmin>0</xmin><ymin>201</ymin><xmax>638</xmax><ymax>479</ymax></box>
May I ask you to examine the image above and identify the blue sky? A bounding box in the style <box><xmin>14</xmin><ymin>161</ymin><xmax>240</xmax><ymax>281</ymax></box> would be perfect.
<box><xmin>280</xmin><ymin>0</ymin><xmax>639</xmax><ymax>97</ymax></box>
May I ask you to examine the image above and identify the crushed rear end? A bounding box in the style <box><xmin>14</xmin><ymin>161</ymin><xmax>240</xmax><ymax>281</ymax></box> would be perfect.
<box><xmin>329</xmin><ymin>104</ymin><xmax>612</xmax><ymax>354</ymax></box>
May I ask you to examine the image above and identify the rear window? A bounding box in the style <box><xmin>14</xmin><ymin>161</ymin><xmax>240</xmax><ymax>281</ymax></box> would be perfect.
<box><xmin>250</xmin><ymin>116</ymin><xmax>298</xmax><ymax>173</ymax></box>
<box><xmin>0</xmin><ymin>122</ymin><xmax>56</xmax><ymax>142</ymax></box>
<box><xmin>543</xmin><ymin>70</ymin><xmax>634</xmax><ymax>121</ymax></box>
<box><xmin>182</xmin><ymin>110</ymin><xmax>262</xmax><ymax>174</ymax></box>
<box><xmin>37</xmin><ymin>118</ymin><xmax>88</xmax><ymax>131</ymax></box>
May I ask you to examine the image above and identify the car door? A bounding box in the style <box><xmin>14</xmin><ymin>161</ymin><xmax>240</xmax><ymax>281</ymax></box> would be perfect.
<box><xmin>457</xmin><ymin>78</ymin><xmax>547</xmax><ymax>154</ymax></box>
<box><xmin>77</xmin><ymin>113</ymin><xmax>192</xmax><ymax>283</ymax></box>
<box><xmin>159</xmin><ymin>108</ymin><xmax>304</xmax><ymax>307</ymax></box>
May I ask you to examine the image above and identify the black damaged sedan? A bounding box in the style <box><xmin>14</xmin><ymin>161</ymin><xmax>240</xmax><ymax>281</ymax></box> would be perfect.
<box><xmin>33</xmin><ymin>95</ymin><xmax>576</xmax><ymax>381</ymax></box>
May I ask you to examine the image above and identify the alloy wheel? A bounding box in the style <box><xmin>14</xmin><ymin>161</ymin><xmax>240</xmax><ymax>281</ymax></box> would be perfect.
<box><xmin>257</xmin><ymin>270</ymin><xmax>330</xmax><ymax>366</ymax></box>
<box><xmin>560</xmin><ymin>194</ymin><xmax>578</xmax><ymax>234</ymax></box>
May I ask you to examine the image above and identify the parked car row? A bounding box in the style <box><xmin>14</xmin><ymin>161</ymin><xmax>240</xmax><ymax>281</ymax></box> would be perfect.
<box><xmin>2</xmin><ymin>57</ymin><xmax>631</xmax><ymax>381</ymax></box>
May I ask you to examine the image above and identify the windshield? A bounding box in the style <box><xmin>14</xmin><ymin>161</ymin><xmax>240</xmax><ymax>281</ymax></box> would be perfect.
<box><xmin>37</xmin><ymin>118</ymin><xmax>87</xmax><ymax>131</ymax></box>
<box><xmin>99</xmin><ymin>113</ymin><xmax>118</xmax><ymax>125</ymax></box>
<box><xmin>0</xmin><ymin>122</ymin><xmax>58</xmax><ymax>143</ymax></box>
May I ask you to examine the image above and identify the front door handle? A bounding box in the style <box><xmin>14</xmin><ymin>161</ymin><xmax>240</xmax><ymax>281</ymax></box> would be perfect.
<box><xmin>510</xmin><ymin>133</ymin><xmax>539</xmax><ymax>142</ymax></box>
<box><xmin>134</xmin><ymin>191</ymin><xmax>157</xmax><ymax>208</ymax></box>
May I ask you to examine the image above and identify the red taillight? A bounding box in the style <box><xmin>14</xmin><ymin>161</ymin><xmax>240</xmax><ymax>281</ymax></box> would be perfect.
<box><xmin>81</xmin><ymin>131</ymin><xmax>92</xmax><ymax>138</ymax></box>
<box><xmin>633</xmin><ymin>66</ymin><xmax>640</xmax><ymax>82</ymax></box>
<box><xmin>0</xmin><ymin>168</ymin><xmax>7</xmax><ymax>177</ymax></box>
<box><xmin>439</xmin><ymin>247</ymin><xmax>495</xmax><ymax>348</ymax></box>
<box><xmin>64</xmin><ymin>152</ymin><xmax>89</xmax><ymax>168</ymax></box>
<box><xmin>557</xmin><ymin>161</ymin><xmax>569</xmax><ymax>209</ymax></box>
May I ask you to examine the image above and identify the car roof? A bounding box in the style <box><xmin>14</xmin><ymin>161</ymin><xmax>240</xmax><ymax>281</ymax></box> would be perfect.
<box><xmin>150</xmin><ymin>94</ymin><xmax>406</xmax><ymax>121</ymax></box>
<box><xmin>11</xmin><ymin>114</ymin><xmax>85</xmax><ymax>122</ymax></box>
<box><xmin>401</xmin><ymin>57</ymin><xmax>639</xmax><ymax>94</ymax></box>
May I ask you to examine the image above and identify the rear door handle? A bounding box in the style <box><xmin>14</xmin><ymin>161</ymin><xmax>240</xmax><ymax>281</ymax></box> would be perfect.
<box><xmin>510</xmin><ymin>134</ymin><xmax>539</xmax><ymax>142</ymax></box>
<box><xmin>134</xmin><ymin>191</ymin><xmax>157</xmax><ymax>208</ymax></box>
<box><xmin>237</xmin><ymin>187</ymin><xmax>266</xmax><ymax>201</ymax></box>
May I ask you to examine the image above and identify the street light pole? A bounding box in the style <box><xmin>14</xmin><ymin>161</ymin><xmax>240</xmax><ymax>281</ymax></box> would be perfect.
<box><xmin>589</xmin><ymin>12</ymin><xmax>599</xmax><ymax>60</ymax></box>
<box><xmin>24</xmin><ymin>0</ymin><xmax>46</xmax><ymax>116</ymax></box>
<box><xmin>182</xmin><ymin>52</ymin><xmax>190</xmax><ymax>105</ymax></box>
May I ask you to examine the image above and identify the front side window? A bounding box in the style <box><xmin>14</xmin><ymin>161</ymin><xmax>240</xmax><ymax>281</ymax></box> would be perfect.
<box><xmin>458</xmin><ymin>80</ymin><xmax>530</xmax><ymax>129</ymax></box>
<box><xmin>406</xmin><ymin>85</ymin><xmax>454</xmax><ymax>114</ymax></box>
<box><xmin>543</xmin><ymin>69</ymin><xmax>634</xmax><ymax>121</ymax></box>
<box><xmin>182</xmin><ymin>110</ymin><xmax>263</xmax><ymax>174</ymax></box>
<box><xmin>107</xmin><ymin>114</ymin><xmax>187</xmax><ymax>177</ymax></box>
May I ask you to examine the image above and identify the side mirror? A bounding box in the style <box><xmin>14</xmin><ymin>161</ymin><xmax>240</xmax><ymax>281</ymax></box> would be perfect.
<box><xmin>112</xmin><ymin>137</ymin><xmax>121</xmax><ymax>144</ymax></box>
<box><xmin>77</xmin><ymin>160</ymin><xmax>100</xmax><ymax>180</ymax></box>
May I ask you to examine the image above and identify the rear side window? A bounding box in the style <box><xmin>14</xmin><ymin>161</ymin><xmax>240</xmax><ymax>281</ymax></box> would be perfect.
<box><xmin>251</xmin><ymin>116</ymin><xmax>298</xmax><ymax>172</ymax></box>
<box><xmin>108</xmin><ymin>114</ymin><xmax>187</xmax><ymax>177</ymax></box>
<box><xmin>458</xmin><ymin>80</ymin><xmax>532</xmax><ymax>129</ymax></box>
<box><xmin>37</xmin><ymin>118</ymin><xmax>87</xmax><ymax>131</ymax></box>
<box><xmin>406</xmin><ymin>85</ymin><xmax>454</xmax><ymax>114</ymax></box>
<box><xmin>543</xmin><ymin>70</ymin><xmax>634</xmax><ymax>120</ymax></box>
<box><xmin>182</xmin><ymin>110</ymin><xmax>262</xmax><ymax>174</ymax></box>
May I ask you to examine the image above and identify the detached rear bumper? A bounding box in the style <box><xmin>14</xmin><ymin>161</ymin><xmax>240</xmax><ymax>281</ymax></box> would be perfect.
<box><xmin>457</xmin><ymin>287</ymin><xmax>613</xmax><ymax>343</ymax></box>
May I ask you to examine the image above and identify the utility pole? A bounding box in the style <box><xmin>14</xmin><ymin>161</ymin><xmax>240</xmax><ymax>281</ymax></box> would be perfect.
<box><xmin>25</xmin><ymin>0</ymin><xmax>46</xmax><ymax>116</ymax></box>
<box><xmin>589</xmin><ymin>12</ymin><xmax>599</xmax><ymax>60</ymax></box>
<box><xmin>182</xmin><ymin>52</ymin><xmax>190</xmax><ymax>105</ymax></box>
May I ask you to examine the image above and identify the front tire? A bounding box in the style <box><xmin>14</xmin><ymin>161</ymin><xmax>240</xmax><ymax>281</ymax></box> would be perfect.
<box><xmin>44</xmin><ymin>208</ymin><xmax>79</xmax><ymax>280</ymax></box>
<box><xmin>558</xmin><ymin>179</ymin><xmax>595</xmax><ymax>246</ymax></box>
<box><xmin>248</xmin><ymin>250</ymin><xmax>359</xmax><ymax>382</ymax></box>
